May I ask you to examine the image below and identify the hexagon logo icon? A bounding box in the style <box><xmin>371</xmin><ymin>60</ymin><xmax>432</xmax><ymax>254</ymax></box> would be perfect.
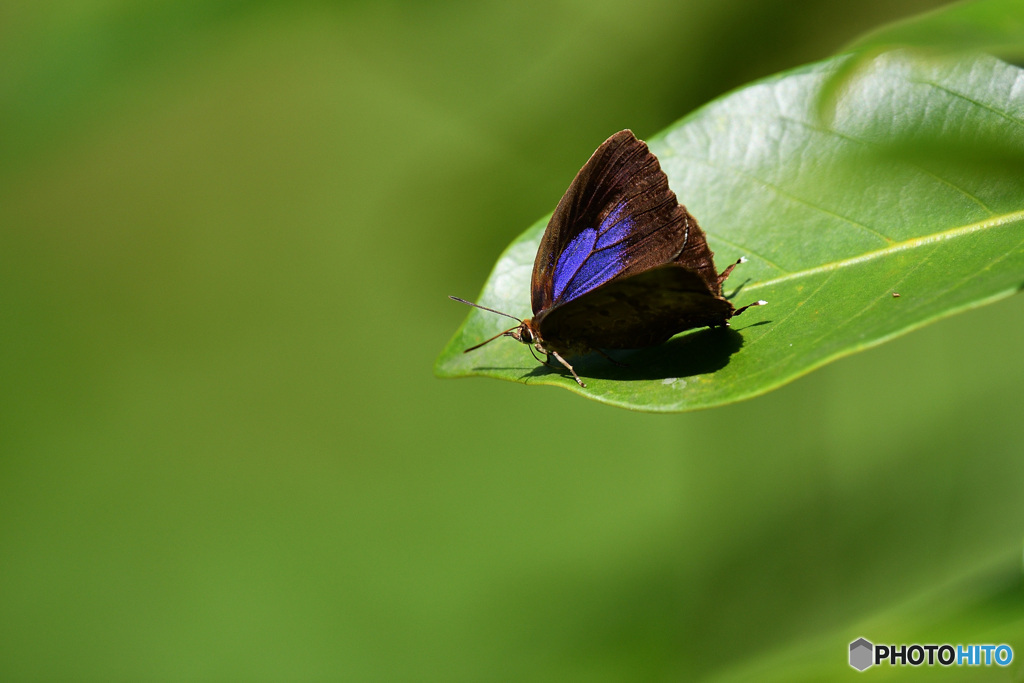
<box><xmin>850</xmin><ymin>638</ymin><xmax>874</xmax><ymax>671</ymax></box>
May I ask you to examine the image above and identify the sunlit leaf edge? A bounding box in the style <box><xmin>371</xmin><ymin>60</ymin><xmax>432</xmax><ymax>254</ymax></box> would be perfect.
<box><xmin>436</xmin><ymin>52</ymin><xmax>1024</xmax><ymax>412</ymax></box>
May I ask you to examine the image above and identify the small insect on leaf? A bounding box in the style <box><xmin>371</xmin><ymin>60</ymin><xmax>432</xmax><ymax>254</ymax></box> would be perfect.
<box><xmin>449</xmin><ymin>130</ymin><xmax>765</xmax><ymax>388</ymax></box>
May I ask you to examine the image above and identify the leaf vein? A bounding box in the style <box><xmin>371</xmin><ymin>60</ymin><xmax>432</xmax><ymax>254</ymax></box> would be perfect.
<box><xmin>905</xmin><ymin>228</ymin><xmax>1024</xmax><ymax>313</ymax></box>
<box><xmin>707</xmin><ymin>234</ymin><xmax>791</xmax><ymax>274</ymax></box>
<box><xmin>741</xmin><ymin>268</ymin><xmax>840</xmax><ymax>351</ymax></box>
<box><xmin>684</xmin><ymin>155</ymin><xmax>895</xmax><ymax>245</ymax></box>
<box><xmin>769</xmin><ymin>113</ymin><xmax>997</xmax><ymax>215</ymax></box>
<box><xmin>909</xmin><ymin>78</ymin><xmax>1024</xmax><ymax>132</ymax></box>
<box><xmin>748</xmin><ymin>209</ymin><xmax>1024</xmax><ymax>292</ymax></box>
<box><xmin>795</xmin><ymin>243</ymin><xmax>938</xmax><ymax>354</ymax></box>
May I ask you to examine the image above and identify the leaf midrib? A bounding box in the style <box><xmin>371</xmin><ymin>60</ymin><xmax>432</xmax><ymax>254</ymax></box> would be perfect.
<box><xmin>744</xmin><ymin>208</ymin><xmax>1024</xmax><ymax>292</ymax></box>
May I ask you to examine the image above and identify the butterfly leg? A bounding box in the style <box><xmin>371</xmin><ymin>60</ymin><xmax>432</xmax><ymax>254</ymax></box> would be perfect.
<box><xmin>528</xmin><ymin>345</ymin><xmax>562</xmax><ymax>372</ymax></box>
<box><xmin>595</xmin><ymin>348</ymin><xmax>628</xmax><ymax>368</ymax></box>
<box><xmin>733</xmin><ymin>299</ymin><xmax>767</xmax><ymax>317</ymax></box>
<box><xmin>717</xmin><ymin>256</ymin><xmax>747</xmax><ymax>287</ymax></box>
<box><xmin>550</xmin><ymin>351</ymin><xmax>587</xmax><ymax>388</ymax></box>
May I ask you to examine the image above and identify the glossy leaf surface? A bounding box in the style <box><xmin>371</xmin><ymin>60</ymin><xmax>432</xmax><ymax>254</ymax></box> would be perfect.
<box><xmin>437</xmin><ymin>51</ymin><xmax>1024</xmax><ymax>411</ymax></box>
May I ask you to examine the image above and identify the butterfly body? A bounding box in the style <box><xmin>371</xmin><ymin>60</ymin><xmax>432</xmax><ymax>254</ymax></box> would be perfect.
<box><xmin>453</xmin><ymin>130</ymin><xmax>764</xmax><ymax>387</ymax></box>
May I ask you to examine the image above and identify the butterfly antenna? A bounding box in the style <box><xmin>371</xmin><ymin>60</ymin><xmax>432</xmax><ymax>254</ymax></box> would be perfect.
<box><xmin>448</xmin><ymin>296</ymin><xmax>523</xmax><ymax>323</ymax></box>
<box><xmin>463</xmin><ymin>325</ymin><xmax>521</xmax><ymax>353</ymax></box>
<box><xmin>733</xmin><ymin>299</ymin><xmax>767</xmax><ymax>317</ymax></box>
<box><xmin>717</xmin><ymin>256</ymin><xmax>748</xmax><ymax>287</ymax></box>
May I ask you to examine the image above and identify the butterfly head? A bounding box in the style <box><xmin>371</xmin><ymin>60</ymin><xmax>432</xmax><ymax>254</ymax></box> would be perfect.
<box><xmin>448</xmin><ymin>296</ymin><xmax>542</xmax><ymax>352</ymax></box>
<box><xmin>506</xmin><ymin>321</ymin><xmax>536</xmax><ymax>345</ymax></box>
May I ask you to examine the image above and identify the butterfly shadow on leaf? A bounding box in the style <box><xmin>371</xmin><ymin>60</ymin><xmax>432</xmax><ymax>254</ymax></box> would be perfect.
<box><xmin>522</xmin><ymin>326</ymin><xmax>747</xmax><ymax>385</ymax></box>
<box><xmin>450</xmin><ymin>130</ymin><xmax>771</xmax><ymax>390</ymax></box>
<box><xmin>724</xmin><ymin>278</ymin><xmax>751</xmax><ymax>301</ymax></box>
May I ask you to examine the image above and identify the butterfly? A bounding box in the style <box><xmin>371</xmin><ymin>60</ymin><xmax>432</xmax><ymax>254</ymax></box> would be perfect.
<box><xmin>451</xmin><ymin>129</ymin><xmax>765</xmax><ymax>388</ymax></box>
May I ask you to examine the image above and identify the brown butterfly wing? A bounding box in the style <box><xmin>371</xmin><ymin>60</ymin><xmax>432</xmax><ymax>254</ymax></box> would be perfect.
<box><xmin>535</xmin><ymin>263</ymin><xmax>734</xmax><ymax>351</ymax></box>
<box><xmin>531</xmin><ymin>130</ymin><xmax>703</xmax><ymax>315</ymax></box>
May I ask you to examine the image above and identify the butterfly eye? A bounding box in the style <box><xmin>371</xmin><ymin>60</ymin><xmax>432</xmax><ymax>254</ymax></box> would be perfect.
<box><xmin>509</xmin><ymin>325</ymin><xmax>532</xmax><ymax>344</ymax></box>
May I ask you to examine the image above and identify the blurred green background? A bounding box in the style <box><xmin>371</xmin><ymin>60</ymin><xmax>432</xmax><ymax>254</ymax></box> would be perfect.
<box><xmin>2</xmin><ymin>1</ymin><xmax>1023</xmax><ymax>680</ymax></box>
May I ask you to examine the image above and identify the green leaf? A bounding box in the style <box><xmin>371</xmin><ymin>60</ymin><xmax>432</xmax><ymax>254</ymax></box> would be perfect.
<box><xmin>436</xmin><ymin>51</ymin><xmax>1024</xmax><ymax>412</ymax></box>
<box><xmin>710</xmin><ymin>557</ymin><xmax>1024</xmax><ymax>681</ymax></box>
<box><xmin>819</xmin><ymin>0</ymin><xmax>1024</xmax><ymax>123</ymax></box>
<box><xmin>842</xmin><ymin>0</ymin><xmax>1024</xmax><ymax>58</ymax></box>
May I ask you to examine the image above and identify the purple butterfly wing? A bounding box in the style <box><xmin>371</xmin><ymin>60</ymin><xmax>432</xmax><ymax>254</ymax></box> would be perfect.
<box><xmin>531</xmin><ymin>130</ymin><xmax>717</xmax><ymax>315</ymax></box>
